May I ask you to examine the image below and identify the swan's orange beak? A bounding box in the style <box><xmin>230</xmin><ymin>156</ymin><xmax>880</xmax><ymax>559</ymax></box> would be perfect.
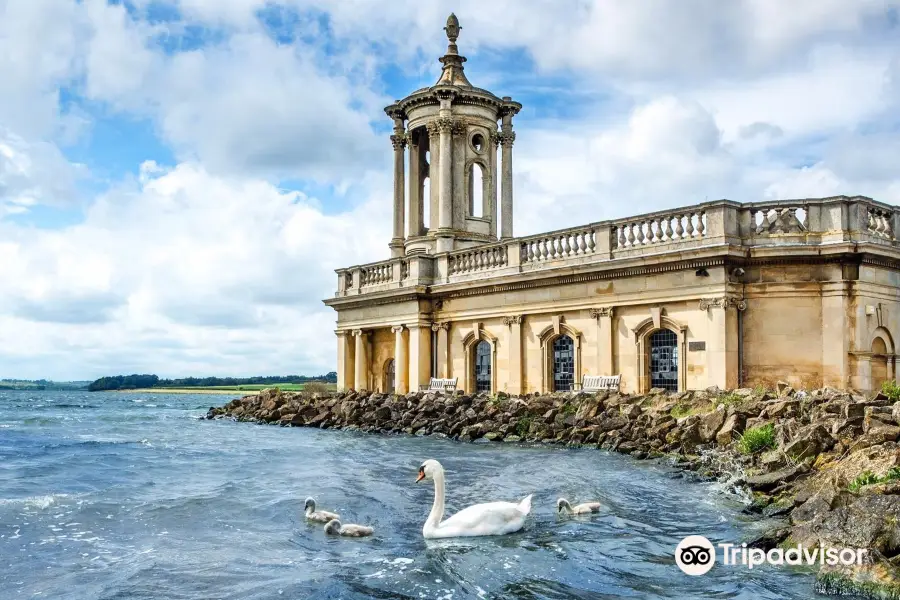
<box><xmin>416</xmin><ymin>469</ymin><xmax>425</xmax><ymax>483</ymax></box>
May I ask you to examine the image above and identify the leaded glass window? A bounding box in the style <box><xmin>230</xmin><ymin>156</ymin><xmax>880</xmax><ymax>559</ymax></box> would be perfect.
<box><xmin>553</xmin><ymin>335</ymin><xmax>574</xmax><ymax>392</ymax></box>
<box><xmin>474</xmin><ymin>341</ymin><xmax>492</xmax><ymax>393</ymax></box>
<box><xmin>650</xmin><ymin>329</ymin><xmax>678</xmax><ymax>392</ymax></box>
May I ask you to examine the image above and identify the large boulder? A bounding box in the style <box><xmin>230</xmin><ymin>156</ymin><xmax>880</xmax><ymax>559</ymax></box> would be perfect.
<box><xmin>793</xmin><ymin>495</ymin><xmax>900</xmax><ymax>555</ymax></box>
<box><xmin>850</xmin><ymin>423</ymin><xmax>900</xmax><ymax>452</ymax></box>
<box><xmin>783</xmin><ymin>423</ymin><xmax>834</xmax><ymax>461</ymax></box>
<box><xmin>745</xmin><ymin>464</ymin><xmax>808</xmax><ymax>492</ymax></box>
<box><xmin>698</xmin><ymin>409</ymin><xmax>726</xmax><ymax>443</ymax></box>
<box><xmin>716</xmin><ymin>413</ymin><xmax>746</xmax><ymax>446</ymax></box>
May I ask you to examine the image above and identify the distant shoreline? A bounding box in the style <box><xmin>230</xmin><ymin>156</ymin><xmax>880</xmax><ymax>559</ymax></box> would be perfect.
<box><xmin>114</xmin><ymin>388</ymin><xmax>259</xmax><ymax>395</ymax></box>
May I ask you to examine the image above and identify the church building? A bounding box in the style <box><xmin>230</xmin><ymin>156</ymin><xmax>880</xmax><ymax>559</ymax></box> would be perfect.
<box><xmin>324</xmin><ymin>14</ymin><xmax>900</xmax><ymax>395</ymax></box>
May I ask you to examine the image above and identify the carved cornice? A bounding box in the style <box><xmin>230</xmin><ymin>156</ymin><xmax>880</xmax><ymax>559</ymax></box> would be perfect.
<box><xmin>390</xmin><ymin>134</ymin><xmax>408</xmax><ymax>150</ymax></box>
<box><xmin>431</xmin><ymin>321</ymin><xmax>449</xmax><ymax>332</ymax></box>
<box><xmin>502</xmin><ymin>315</ymin><xmax>522</xmax><ymax>326</ymax></box>
<box><xmin>699</xmin><ymin>296</ymin><xmax>747</xmax><ymax>311</ymax></box>
<box><xmin>589</xmin><ymin>307</ymin><xmax>614</xmax><ymax>318</ymax></box>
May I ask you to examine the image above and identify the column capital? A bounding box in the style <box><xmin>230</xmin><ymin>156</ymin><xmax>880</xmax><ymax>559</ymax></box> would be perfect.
<box><xmin>502</xmin><ymin>315</ymin><xmax>522</xmax><ymax>326</ymax></box>
<box><xmin>391</xmin><ymin>324</ymin><xmax>405</xmax><ymax>334</ymax></box>
<box><xmin>390</xmin><ymin>133</ymin><xmax>408</xmax><ymax>150</ymax></box>
<box><xmin>435</xmin><ymin>117</ymin><xmax>455</xmax><ymax>134</ymax></box>
<box><xmin>590</xmin><ymin>307</ymin><xmax>614</xmax><ymax>319</ymax></box>
<box><xmin>497</xmin><ymin>130</ymin><xmax>516</xmax><ymax>147</ymax></box>
<box><xmin>351</xmin><ymin>328</ymin><xmax>370</xmax><ymax>337</ymax></box>
<box><xmin>335</xmin><ymin>329</ymin><xmax>349</xmax><ymax>337</ymax></box>
<box><xmin>431</xmin><ymin>321</ymin><xmax>449</xmax><ymax>332</ymax></box>
<box><xmin>425</xmin><ymin>121</ymin><xmax>441</xmax><ymax>139</ymax></box>
<box><xmin>699</xmin><ymin>297</ymin><xmax>747</xmax><ymax>311</ymax></box>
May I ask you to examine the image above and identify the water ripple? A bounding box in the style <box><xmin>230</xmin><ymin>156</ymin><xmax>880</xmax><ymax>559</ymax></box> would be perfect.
<box><xmin>0</xmin><ymin>390</ymin><xmax>834</xmax><ymax>599</ymax></box>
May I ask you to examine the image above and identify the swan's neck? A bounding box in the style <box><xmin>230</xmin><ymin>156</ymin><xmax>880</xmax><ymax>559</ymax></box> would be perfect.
<box><xmin>426</xmin><ymin>469</ymin><xmax>446</xmax><ymax>531</ymax></box>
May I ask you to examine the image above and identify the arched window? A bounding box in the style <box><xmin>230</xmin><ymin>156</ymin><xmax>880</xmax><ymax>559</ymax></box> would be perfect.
<box><xmin>474</xmin><ymin>340</ymin><xmax>492</xmax><ymax>393</ymax></box>
<box><xmin>469</xmin><ymin>163</ymin><xmax>484</xmax><ymax>218</ymax></box>
<box><xmin>384</xmin><ymin>359</ymin><xmax>395</xmax><ymax>394</ymax></box>
<box><xmin>552</xmin><ymin>335</ymin><xmax>575</xmax><ymax>392</ymax></box>
<box><xmin>650</xmin><ymin>329</ymin><xmax>679</xmax><ymax>392</ymax></box>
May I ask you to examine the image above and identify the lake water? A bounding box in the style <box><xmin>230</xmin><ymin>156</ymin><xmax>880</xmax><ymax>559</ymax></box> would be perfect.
<box><xmin>0</xmin><ymin>390</ymin><xmax>834</xmax><ymax>599</ymax></box>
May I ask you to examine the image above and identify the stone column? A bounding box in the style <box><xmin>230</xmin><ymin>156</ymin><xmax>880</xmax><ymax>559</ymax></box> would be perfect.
<box><xmin>499</xmin><ymin>112</ymin><xmax>516</xmax><ymax>239</ymax></box>
<box><xmin>436</xmin><ymin>96</ymin><xmax>454</xmax><ymax>253</ymax></box>
<box><xmin>390</xmin><ymin>125</ymin><xmax>407</xmax><ymax>258</ymax></box>
<box><xmin>336</xmin><ymin>330</ymin><xmax>354</xmax><ymax>391</ymax></box>
<box><xmin>408</xmin><ymin>132</ymin><xmax>423</xmax><ymax>237</ymax></box>
<box><xmin>408</xmin><ymin>324</ymin><xmax>432</xmax><ymax>391</ymax></box>
<box><xmin>392</xmin><ymin>325</ymin><xmax>409</xmax><ymax>394</ymax></box>
<box><xmin>591</xmin><ymin>308</ymin><xmax>615</xmax><ymax>376</ymax></box>
<box><xmin>504</xmin><ymin>316</ymin><xmax>523</xmax><ymax>394</ymax></box>
<box><xmin>352</xmin><ymin>329</ymin><xmax>369</xmax><ymax>392</ymax></box>
<box><xmin>700</xmin><ymin>297</ymin><xmax>744</xmax><ymax>390</ymax></box>
<box><xmin>432</xmin><ymin>322</ymin><xmax>449</xmax><ymax>378</ymax></box>
<box><xmin>489</xmin><ymin>134</ymin><xmax>499</xmax><ymax>238</ymax></box>
<box><xmin>426</xmin><ymin>124</ymin><xmax>440</xmax><ymax>233</ymax></box>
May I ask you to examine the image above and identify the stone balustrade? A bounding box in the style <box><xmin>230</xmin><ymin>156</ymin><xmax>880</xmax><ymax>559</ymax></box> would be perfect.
<box><xmin>333</xmin><ymin>196</ymin><xmax>898</xmax><ymax>297</ymax></box>
<box><xmin>360</xmin><ymin>262</ymin><xmax>393</xmax><ymax>287</ymax></box>
<box><xmin>519</xmin><ymin>227</ymin><xmax>596</xmax><ymax>264</ymax></box>
<box><xmin>611</xmin><ymin>209</ymin><xmax>706</xmax><ymax>250</ymax></box>
<box><xmin>746</xmin><ymin>203</ymin><xmax>808</xmax><ymax>235</ymax></box>
<box><xmin>448</xmin><ymin>244</ymin><xmax>508</xmax><ymax>275</ymax></box>
<box><xmin>867</xmin><ymin>205</ymin><xmax>895</xmax><ymax>240</ymax></box>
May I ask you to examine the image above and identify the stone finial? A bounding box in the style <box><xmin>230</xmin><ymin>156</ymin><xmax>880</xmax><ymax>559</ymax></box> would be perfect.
<box><xmin>435</xmin><ymin>14</ymin><xmax>471</xmax><ymax>87</ymax></box>
<box><xmin>444</xmin><ymin>13</ymin><xmax>461</xmax><ymax>43</ymax></box>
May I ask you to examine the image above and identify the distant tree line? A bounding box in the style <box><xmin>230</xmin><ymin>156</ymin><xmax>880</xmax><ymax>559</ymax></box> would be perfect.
<box><xmin>87</xmin><ymin>372</ymin><xmax>338</xmax><ymax>392</ymax></box>
<box><xmin>0</xmin><ymin>379</ymin><xmax>91</xmax><ymax>391</ymax></box>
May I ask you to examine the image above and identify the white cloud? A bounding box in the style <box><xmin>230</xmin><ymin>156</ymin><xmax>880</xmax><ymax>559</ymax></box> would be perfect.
<box><xmin>0</xmin><ymin>163</ymin><xmax>391</xmax><ymax>378</ymax></box>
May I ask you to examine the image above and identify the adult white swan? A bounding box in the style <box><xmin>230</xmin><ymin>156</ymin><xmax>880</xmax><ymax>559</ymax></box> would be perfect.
<box><xmin>415</xmin><ymin>459</ymin><xmax>532</xmax><ymax>539</ymax></box>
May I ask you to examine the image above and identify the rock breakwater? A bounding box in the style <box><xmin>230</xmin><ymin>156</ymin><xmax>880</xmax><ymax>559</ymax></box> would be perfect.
<box><xmin>207</xmin><ymin>384</ymin><xmax>900</xmax><ymax>598</ymax></box>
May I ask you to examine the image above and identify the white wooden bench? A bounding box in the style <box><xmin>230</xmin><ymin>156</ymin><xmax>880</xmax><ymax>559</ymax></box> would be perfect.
<box><xmin>419</xmin><ymin>377</ymin><xmax>458</xmax><ymax>392</ymax></box>
<box><xmin>581</xmin><ymin>375</ymin><xmax>621</xmax><ymax>392</ymax></box>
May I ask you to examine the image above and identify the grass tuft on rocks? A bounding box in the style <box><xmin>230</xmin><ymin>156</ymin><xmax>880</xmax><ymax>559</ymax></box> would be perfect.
<box><xmin>848</xmin><ymin>466</ymin><xmax>900</xmax><ymax>492</ymax></box>
<box><xmin>738</xmin><ymin>424</ymin><xmax>776</xmax><ymax>455</ymax></box>
<box><xmin>882</xmin><ymin>380</ymin><xmax>900</xmax><ymax>403</ymax></box>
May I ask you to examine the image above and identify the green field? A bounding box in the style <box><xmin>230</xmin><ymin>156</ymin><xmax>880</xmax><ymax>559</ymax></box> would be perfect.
<box><xmin>150</xmin><ymin>382</ymin><xmax>336</xmax><ymax>393</ymax></box>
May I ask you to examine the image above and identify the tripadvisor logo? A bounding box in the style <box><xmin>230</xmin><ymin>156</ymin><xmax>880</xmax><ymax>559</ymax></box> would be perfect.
<box><xmin>675</xmin><ymin>535</ymin><xmax>869</xmax><ymax>575</ymax></box>
<box><xmin>675</xmin><ymin>535</ymin><xmax>716</xmax><ymax>575</ymax></box>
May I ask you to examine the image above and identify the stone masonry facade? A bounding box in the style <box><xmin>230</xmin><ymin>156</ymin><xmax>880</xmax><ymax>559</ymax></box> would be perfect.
<box><xmin>324</xmin><ymin>14</ymin><xmax>900</xmax><ymax>396</ymax></box>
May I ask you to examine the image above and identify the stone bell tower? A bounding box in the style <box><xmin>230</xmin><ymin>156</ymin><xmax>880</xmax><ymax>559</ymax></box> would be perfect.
<box><xmin>385</xmin><ymin>13</ymin><xmax>521</xmax><ymax>257</ymax></box>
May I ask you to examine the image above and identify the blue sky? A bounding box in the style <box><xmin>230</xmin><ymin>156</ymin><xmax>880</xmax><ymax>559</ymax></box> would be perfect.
<box><xmin>0</xmin><ymin>0</ymin><xmax>899</xmax><ymax>380</ymax></box>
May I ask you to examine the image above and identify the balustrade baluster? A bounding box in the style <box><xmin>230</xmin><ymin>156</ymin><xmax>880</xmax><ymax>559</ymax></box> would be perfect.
<box><xmin>562</xmin><ymin>235</ymin><xmax>571</xmax><ymax>257</ymax></box>
<box><xmin>696</xmin><ymin>212</ymin><xmax>705</xmax><ymax>236</ymax></box>
<box><xmin>685</xmin><ymin>214</ymin><xmax>695</xmax><ymax>237</ymax></box>
<box><xmin>626</xmin><ymin>223</ymin><xmax>636</xmax><ymax>246</ymax></box>
<box><xmin>674</xmin><ymin>216</ymin><xmax>684</xmax><ymax>238</ymax></box>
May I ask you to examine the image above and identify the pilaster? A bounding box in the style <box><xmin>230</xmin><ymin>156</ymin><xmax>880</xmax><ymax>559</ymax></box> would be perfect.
<box><xmin>408</xmin><ymin>324</ymin><xmax>432</xmax><ymax>391</ymax></box>
<box><xmin>503</xmin><ymin>315</ymin><xmax>523</xmax><ymax>394</ymax></box>
<box><xmin>432</xmin><ymin>322</ymin><xmax>450</xmax><ymax>378</ymax></box>
<box><xmin>352</xmin><ymin>329</ymin><xmax>370</xmax><ymax>392</ymax></box>
<box><xmin>699</xmin><ymin>297</ymin><xmax>745</xmax><ymax>389</ymax></box>
<box><xmin>336</xmin><ymin>330</ymin><xmax>354</xmax><ymax>392</ymax></box>
<box><xmin>590</xmin><ymin>307</ymin><xmax>615</xmax><ymax>376</ymax></box>
<box><xmin>392</xmin><ymin>325</ymin><xmax>409</xmax><ymax>394</ymax></box>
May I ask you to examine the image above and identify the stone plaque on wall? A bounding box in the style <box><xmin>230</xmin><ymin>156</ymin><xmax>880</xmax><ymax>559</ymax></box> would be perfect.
<box><xmin>689</xmin><ymin>341</ymin><xmax>706</xmax><ymax>352</ymax></box>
